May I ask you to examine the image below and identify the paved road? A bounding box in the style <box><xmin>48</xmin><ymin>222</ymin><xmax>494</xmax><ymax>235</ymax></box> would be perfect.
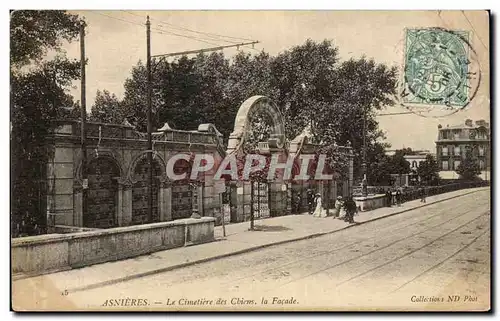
<box><xmin>67</xmin><ymin>189</ymin><xmax>490</xmax><ymax>311</ymax></box>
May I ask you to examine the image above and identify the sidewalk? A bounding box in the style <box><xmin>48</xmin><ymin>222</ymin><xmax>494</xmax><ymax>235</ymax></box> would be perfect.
<box><xmin>13</xmin><ymin>187</ymin><xmax>489</xmax><ymax>294</ymax></box>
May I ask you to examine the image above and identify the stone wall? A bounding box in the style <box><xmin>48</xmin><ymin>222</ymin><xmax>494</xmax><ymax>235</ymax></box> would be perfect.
<box><xmin>46</xmin><ymin>121</ymin><xmax>225</xmax><ymax>229</ymax></box>
<box><xmin>12</xmin><ymin>217</ymin><xmax>215</xmax><ymax>278</ymax></box>
<box><xmin>354</xmin><ymin>194</ymin><xmax>387</xmax><ymax>212</ymax></box>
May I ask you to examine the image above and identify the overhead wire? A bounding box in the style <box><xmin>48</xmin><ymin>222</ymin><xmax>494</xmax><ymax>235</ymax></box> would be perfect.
<box><xmin>122</xmin><ymin>10</ymin><xmax>259</xmax><ymax>51</ymax></box>
<box><xmin>91</xmin><ymin>11</ymin><xmax>229</xmax><ymax>47</ymax></box>
<box><xmin>461</xmin><ymin>10</ymin><xmax>488</xmax><ymax>51</ymax></box>
<box><xmin>123</xmin><ymin>10</ymin><xmax>255</xmax><ymax>43</ymax></box>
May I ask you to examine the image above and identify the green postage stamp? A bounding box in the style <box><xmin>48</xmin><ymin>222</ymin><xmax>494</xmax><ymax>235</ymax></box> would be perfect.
<box><xmin>403</xmin><ymin>28</ymin><xmax>475</xmax><ymax>108</ymax></box>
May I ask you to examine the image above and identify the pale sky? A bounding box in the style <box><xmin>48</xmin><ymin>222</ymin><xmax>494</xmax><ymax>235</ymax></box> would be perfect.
<box><xmin>62</xmin><ymin>10</ymin><xmax>490</xmax><ymax>151</ymax></box>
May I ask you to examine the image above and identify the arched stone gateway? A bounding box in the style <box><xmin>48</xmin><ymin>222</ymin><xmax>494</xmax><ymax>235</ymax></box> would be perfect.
<box><xmin>227</xmin><ymin>95</ymin><xmax>286</xmax><ymax>154</ymax></box>
<box><xmin>85</xmin><ymin>156</ymin><xmax>121</xmax><ymax>228</ymax></box>
<box><xmin>225</xmin><ymin>96</ymin><xmax>289</xmax><ymax>222</ymax></box>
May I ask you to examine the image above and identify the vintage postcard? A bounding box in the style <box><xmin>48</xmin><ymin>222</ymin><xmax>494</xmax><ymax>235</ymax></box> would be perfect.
<box><xmin>10</xmin><ymin>10</ymin><xmax>490</xmax><ymax>311</ymax></box>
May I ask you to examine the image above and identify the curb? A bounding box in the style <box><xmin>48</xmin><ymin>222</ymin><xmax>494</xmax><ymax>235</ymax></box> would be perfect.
<box><xmin>67</xmin><ymin>188</ymin><xmax>487</xmax><ymax>293</ymax></box>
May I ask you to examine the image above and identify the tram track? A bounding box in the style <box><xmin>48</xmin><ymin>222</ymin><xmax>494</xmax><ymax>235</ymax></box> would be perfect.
<box><xmin>390</xmin><ymin>226</ymin><xmax>490</xmax><ymax>294</ymax></box>
<box><xmin>63</xmin><ymin>189</ymin><xmax>490</xmax><ymax>307</ymax></box>
<box><xmin>159</xmin><ymin>195</ymin><xmax>489</xmax><ymax>295</ymax></box>
<box><xmin>211</xmin><ymin>198</ymin><xmax>488</xmax><ymax>289</ymax></box>
<box><xmin>127</xmin><ymin>196</ymin><xmax>482</xmax><ymax>292</ymax></box>
<box><xmin>262</xmin><ymin>210</ymin><xmax>489</xmax><ymax>293</ymax></box>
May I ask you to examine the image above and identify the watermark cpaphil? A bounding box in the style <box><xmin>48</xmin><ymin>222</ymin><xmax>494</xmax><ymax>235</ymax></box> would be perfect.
<box><xmin>164</xmin><ymin>152</ymin><xmax>335</xmax><ymax>182</ymax></box>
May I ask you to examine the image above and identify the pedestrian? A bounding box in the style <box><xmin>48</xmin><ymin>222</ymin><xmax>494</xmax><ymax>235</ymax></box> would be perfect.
<box><xmin>307</xmin><ymin>189</ymin><xmax>315</xmax><ymax>215</ymax></box>
<box><xmin>420</xmin><ymin>186</ymin><xmax>427</xmax><ymax>203</ymax></box>
<box><xmin>313</xmin><ymin>193</ymin><xmax>324</xmax><ymax>217</ymax></box>
<box><xmin>293</xmin><ymin>192</ymin><xmax>302</xmax><ymax>214</ymax></box>
<box><xmin>343</xmin><ymin>195</ymin><xmax>357</xmax><ymax>224</ymax></box>
<box><xmin>386</xmin><ymin>190</ymin><xmax>392</xmax><ymax>207</ymax></box>
<box><xmin>396</xmin><ymin>188</ymin><xmax>402</xmax><ymax>207</ymax></box>
<box><xmin>334</xmin><ymin>196</ymin><xmax>343</xmax><ymax>218</ymax></box>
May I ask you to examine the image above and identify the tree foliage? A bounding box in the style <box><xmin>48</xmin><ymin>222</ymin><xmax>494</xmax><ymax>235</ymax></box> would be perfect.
<box><xmin>109</xmin><ymin>39</ymin><xmax>397</xmax><ymax>182</ymax></box>
<box><xmin>417</xmin><ymin>154</ymin><xmax>440</xmax><ymax>185</ymax></box>
<box><xmin>366</xmin><ymin>142</ymin><xmax>392</xmax><ymax>186</ymax></box>
<box><xmin>456</xmin><ymin>151</ymin><xmax>481</xmax><ymax>180</ymax></box>
<box><xmin>11</xmin><ymin>10</ymin><xmax>81</xmax><ymax>237</ymax></box>
<box><xmin>90</xmin><ymin>89</ymin><xmax>125</xmax><ymax>123</ymax></box>
<box><xmin>389</xmin><ymin>149</ymin><xmax>411</xmax><ymax>175</ymax></box>
<box><xmin>10</xmin><ymin>10</ymin><xmax>80</xmax><ymax>68</ymax></box>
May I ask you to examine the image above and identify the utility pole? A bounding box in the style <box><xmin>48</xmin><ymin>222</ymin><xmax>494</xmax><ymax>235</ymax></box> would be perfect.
<box><xmin>151</xmin><ymin>40</ymin><xmax>260</xmax><ymax>221</ymax></box>
<box><xmin>146</xmin><ymin>16</ymin><xmax>154</xmax><ymax>223</ymax></box>
<box><xmin>80</xmin><ymin>20</ymin><xmax>88</xmax><ymax>226</ymax></box>
<box><xmin>145</xmin><ymin>17</ymin><xmax>259</xmax><ymax>222</ymax></box>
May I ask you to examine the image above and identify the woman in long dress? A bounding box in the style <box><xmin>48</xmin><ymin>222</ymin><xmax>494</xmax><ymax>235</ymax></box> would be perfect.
<box><xmin>334</xmin><ymin>196</ymin><xmax>343</xmax><ymax>218</ymax></box>
<box><xmin>313</xmin><ymin>193</ymin><xmax>323</xmax><ymax>217</ymax></box>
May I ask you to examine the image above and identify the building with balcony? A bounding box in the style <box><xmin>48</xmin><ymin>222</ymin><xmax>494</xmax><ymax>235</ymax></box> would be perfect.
<box><xmin>435</xmin><ymin>119</ymin><xmax>490</xmax><ymax>180</ymax></box>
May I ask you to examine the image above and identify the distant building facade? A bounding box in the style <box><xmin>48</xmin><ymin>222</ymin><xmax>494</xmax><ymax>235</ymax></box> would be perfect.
<box><xmin>384</xmin><ymin>150</ymin><xmax>434</xmax><ymax>186</ymax></box>
<box><xmin>404</xmin><ymin>151</ymin><xmax>434</xmax><ymax>172</ymax></box>
<box><xmin>435</xmin><ymin>119</ymin><xmax>490</xmax><ymax>179</ymax></box>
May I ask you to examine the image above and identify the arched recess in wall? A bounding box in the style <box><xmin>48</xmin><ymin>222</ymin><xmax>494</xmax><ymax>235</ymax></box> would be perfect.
<box><xmin>85</xmin><ymin>156</ymin><xmax>121</xmax><ymax>228</ymax></box>
<box><xmin>130</xmin><ymin>154</ymin><xmax>164</xmax><ymax>224</ymax></box>
<box><xmin>171</xmin><ymin>156</ymin><xmax>194</xmax><ymax>220</ymax></box>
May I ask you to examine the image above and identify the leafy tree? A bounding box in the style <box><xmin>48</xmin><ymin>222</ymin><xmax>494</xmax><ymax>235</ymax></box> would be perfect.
<box><xmin>312</xmin><ymin>56</ymin><xmax>398</xmax><ymax>180</ymax></box>
<box><xmin>118</xmin><ymin>39</ymin><xmax>398</xmax><ymax>184</ymax></box>
<box><xmin>90</xmin><ymin>89</ymin><xmax>125</xmax><ymax>123</ymax></box>
<box><xmin>366</xmin><ymin>142</ymin><xmax>392</xmax><ymax>186</ymax></box>
<box><xmin>417</xmin><ymin>154</ymin><xmax>440</xmax><ymax>185</ymax></box>
<box><xmin>10</xmin><ymin>10</ymin><xmax>80</xmax><ymax>67</ymax></box>
<box><xmin>389</xmin><ymin>149</ymin><xmax>411</xmax><ymax>175</ymax></box>
<box><xmin>11</xmin><ymin>10</ymin><xmax>81</xmax><ymax>237</ymax></box>
<box><xmin>121</xmin><ymin>60</ymin><xmax>165</xmax><ymax>131</ymax></box>
<box><xmin>456</xmin><ymin>151</ymin><xmax>481</xmax><ymax>180</ymax></box>
<box><xmin>270</xmin><ymin>39</ymin><xmax>339</xmax><ymax>140</ymax></box>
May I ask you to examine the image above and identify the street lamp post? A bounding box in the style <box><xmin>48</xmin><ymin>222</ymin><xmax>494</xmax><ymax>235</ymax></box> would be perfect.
<box><xmin>361</xmin><ymin>105</ymin><xmax>368</xmax><ymax>197</ymax></box>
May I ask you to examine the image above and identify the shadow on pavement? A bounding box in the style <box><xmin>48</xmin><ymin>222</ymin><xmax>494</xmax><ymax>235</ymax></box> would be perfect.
<box><xmin>250</xmin><ymin>225</ymin><xmax>292</xmax><ymax>232</ymax></box>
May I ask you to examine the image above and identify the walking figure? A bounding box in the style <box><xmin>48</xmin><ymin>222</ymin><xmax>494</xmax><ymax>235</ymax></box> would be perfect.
<box><xmin>293</xmin><ymin>192</ymin><xmax>302</xmax><ymax>214</ymax></box>
<box><xmin>334</xmin><ymin>196</ymin><xmax>343</xmax><ymax>218</ymax></box>
<box><xmin>385</xmin><ymin>190</ymin><xmax>392</xmax><ymax>207</ymax></box>
<box><xmin>307</xmin><ymin>189</ymin><xmax>315</xmax><ymax>215</ymax></box>
<box><xmin>420</xmin><ymin>186</ymin><xmax>427</xmax><ymax>203</ymax></box>
<box><xmin>313</xmin><ymin>193</ymin><xmax>325</xmax><ymax>217</ymax></box>
<box><xmin>396</xmin><ymin>188</ymin><xmax>402</xmax><ymax>207</ymax></box>
<box><xmin>343</xmin><ymin>195</ymin><xmax>357</xmax><ymax>224</ymax></box>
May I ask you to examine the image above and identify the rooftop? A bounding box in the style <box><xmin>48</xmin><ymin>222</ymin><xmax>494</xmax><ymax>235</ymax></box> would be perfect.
<box><xmin>438</xmin><ymin>119</ymin><xmax>490</xmax><ymax>130</ymax></box>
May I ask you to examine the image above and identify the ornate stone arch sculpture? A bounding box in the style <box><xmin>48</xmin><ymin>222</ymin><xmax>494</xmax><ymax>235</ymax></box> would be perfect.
<box><xmin>226</xmin><ymin>95</ymin><xmax>286</xmax><ymax>154</ymax></box>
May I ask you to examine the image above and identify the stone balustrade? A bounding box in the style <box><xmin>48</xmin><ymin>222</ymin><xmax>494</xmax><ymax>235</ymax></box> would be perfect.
<box><xmin>12</xmin><ymin>217</ymin><xmax>215</xmax><ymax>278</ymax></box>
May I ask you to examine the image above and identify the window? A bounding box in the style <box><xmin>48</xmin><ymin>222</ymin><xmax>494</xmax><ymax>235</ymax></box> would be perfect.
<box><xmin>454</xmin><ymin>160</ymin><xmax>461</xmax><ymax>170</ymax></box>
<box><xmin>442</xmin><ymin>161</ymin><xmax>449</xmax><ymax>170</ymax></box>
<box><xmin>454</xmin><ymin>131</ymin><xmax>460</xmax><ymax>140</ymax></box>
<box><xmin>442</xmin><ymin>146</ymin><xmax>449</xmax><ymax>156</ymax></box>
<box><xmin>441</xmin><ymin>130</ymin><xmax>449</xmax><ymax>140</ymax></box>
<box><xmin>412</xmin><ymin>161</ymin><xmax>417</xmax><ymax>168</ymax></box>
<box><xmin>479</xmin><ymin>160</ymin><xmax>485</xmax><ymax>170</ymax></box>
<box><xmin>479</xmin><ymin>146</ymin><xmax>485</xmax><ymax>156</ymax></box>
<box><xmin>454</xmin><ymin>146</ymin><xmax>461</xmax><ymax>156</ymax></box>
